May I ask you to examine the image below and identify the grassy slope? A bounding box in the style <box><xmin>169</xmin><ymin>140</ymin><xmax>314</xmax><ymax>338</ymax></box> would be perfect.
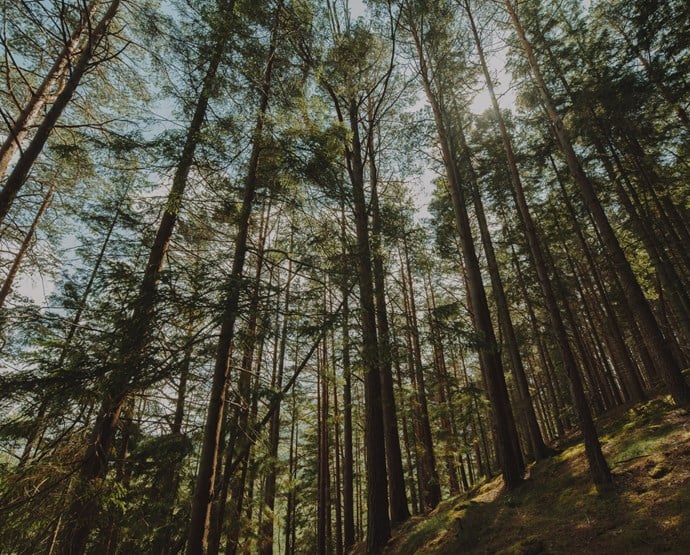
<box><xmin>383</xmin><ymin>397</ymin><xmax>690</xmax><ymax>554</ymax></box>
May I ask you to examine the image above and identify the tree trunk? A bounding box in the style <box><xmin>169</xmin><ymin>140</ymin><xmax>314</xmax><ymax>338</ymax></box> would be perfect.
<box><xmin>368</xmin><ymin>125</ymin><xmax>410</xmax><ymax>524</ymax></box>
<box><xmin>0</xmin><ymin>185</ymin><xmax>53</xmax><ymax>308</ymax></box>
<box><xmin>548</xmin><ymin>155</ymin><xmax>646</xmax><ymax>401</ymax></box>
<box><xmin>59</xmin><ymin>9</ymin><xmax>235</xmax><ymax>549</ymax></box>
<box><xmin>0</xmin><ymin>0</ymin><xmax>122</xmax><ymax>226</ymax></box>
<box><xmin>331</xmin><ymin>323</ymin><xmax>344</xmax><ymax>555</ymax></box>
<box><xmin>186</xmin><ymin>7</ymin><xmax>279</xmax><ymax>549</ymax></box>
<box><xmin>340</xmin><ymin>289</ymin><xmax>355</xmax><ymax>551</ymax></box>
<box><xmin>399</xmin><ymin>240</ymin><xmax>442</xmax><ymax>508</ymax></box>
<box><xmin>345</xmin><ymin>96</ymin><xmax>390</xmax><ymax>553</ymax></box>
<box><xmin>317</xmin><ymin>340</ymin><xmax>330</xmax><ymax>555</ymax></box>
<box><xmin>409</xmin><ymin>14</ymin><xmax>523</xmax><ymax>489</ymax></box>
<box><xmin>284</xmin><ymin>384</ymin><xmax>298</xmax><ymax>555</ymax></box>
<box><xmin>424</xmin><ymin>277</ymin><xmax>461</xmax><ymax>494</ymax></box>
<box><xmin>258</xmin><ymin>247</ymin><xmax>293</xmax><ymax>555</ymax></box>
<box><xmin>392</xmin><ymin>344</ymin><xmax>419</xmax><ymax>515</ymax></box>
<box><xmin>504</xmin><ymin>0</ymin><xmax>690</xmax><ymax>408</ymax></box>
<box><xmin>0</xmin><ymin>2</ymin><xmax>97</xmax><ymax>180</ymax></box>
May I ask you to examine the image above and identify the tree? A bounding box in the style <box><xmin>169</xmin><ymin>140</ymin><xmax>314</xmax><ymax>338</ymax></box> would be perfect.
<box><xmin>187</xmin><ymin>3</ymin><xmax>283</xmax><ymax>551</ymax></box>
<box><xmin>0</xmin><ymin>0</ymin><xmax>122</xmax><ymax>225</ymax></box>
<box><xmin>504</xmin><ymin>0</ymin><xmax>690</xmax><ymax>408</ymax></box>
<box><xmin>404</xmin><ymin>0</ymin><xmax>524</xmax><ymax>489</ymax></box>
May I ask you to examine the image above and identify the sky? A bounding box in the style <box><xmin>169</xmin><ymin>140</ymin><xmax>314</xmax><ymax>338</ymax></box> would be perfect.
<box><xmin>350</xmin><ymin>0</ymin><xmax>366</xmax><ymax>18</ymax></box>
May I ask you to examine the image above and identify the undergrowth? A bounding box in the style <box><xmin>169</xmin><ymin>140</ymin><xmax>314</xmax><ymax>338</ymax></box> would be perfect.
<box><xmin>383</xmin><ymin>396</ymin><xmax>690</xmax><ymax>554</ymax></box>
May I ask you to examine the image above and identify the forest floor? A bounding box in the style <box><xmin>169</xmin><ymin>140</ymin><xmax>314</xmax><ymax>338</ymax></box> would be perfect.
<box><xmin>381</xmin><ymin>396</ymin><xmax>690</xmax><ymax>554</ymax></box>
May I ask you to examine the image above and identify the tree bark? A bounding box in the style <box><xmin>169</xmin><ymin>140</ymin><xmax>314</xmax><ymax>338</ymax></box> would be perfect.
<box><xmin>0</xmin><ymin>0</ymin><xmax>121</xmax><ymax>226</ymax></box>
<box><xmin>186</xmin><ymin>6</ymin><xmax>278</xmax><ymax>549</ymax></box>
<box><xmin>504</xmin><ymin>0</ymin><xmax>690</xmax><ymax>408</ymax></box>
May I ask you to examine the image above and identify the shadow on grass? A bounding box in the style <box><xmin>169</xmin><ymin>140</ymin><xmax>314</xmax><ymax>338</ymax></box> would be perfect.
<box><xmin>387</xmin><ymin>397</ymin><xmax>690</xmax><ymax>554</ymax></box>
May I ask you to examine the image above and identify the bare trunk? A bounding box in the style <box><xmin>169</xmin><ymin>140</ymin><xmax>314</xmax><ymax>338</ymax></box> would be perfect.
<box><xmin>424</xmin><ymin>277</ymin><xmax>461</xmax><ymax>494</ymax></box>
<box><xmin>0</xmin><ymin>0</ymin><xmax>122</xmax><ymax>226</ymax></box>
<box><xmin>0</xmin><ymin>185</ymin><xmax>53</xmax><ymax>308</ymax></box>
<box><xmin>504</xmin><ymin>0</ymin><xmax>690</xmax><ymax>408</ymax></box>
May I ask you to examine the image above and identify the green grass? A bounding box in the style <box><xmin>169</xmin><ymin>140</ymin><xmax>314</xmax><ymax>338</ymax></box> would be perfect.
<box><xmin>383</xmin><ymin>396</ymin><xmax>690</xmax><ymax>555</ymax></box>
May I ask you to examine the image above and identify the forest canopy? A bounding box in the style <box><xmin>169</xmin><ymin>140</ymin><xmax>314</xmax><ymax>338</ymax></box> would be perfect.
<box><xmin>0</xmin><ymin>0</ymin><xmax>688</xmax><ymax>553</ymax></box>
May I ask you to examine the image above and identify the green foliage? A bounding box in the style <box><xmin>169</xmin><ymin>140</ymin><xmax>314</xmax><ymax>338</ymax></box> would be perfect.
<box><xmin>1</xmin><ymin>0</ymin><xmax>689</xmax><ymax>553</ymax></box>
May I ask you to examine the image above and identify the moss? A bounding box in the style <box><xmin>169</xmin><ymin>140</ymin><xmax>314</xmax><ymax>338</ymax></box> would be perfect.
<box><xmin>384</xmin><ymin>396</ymin><xmax>690</xmax><ymax>555</ymax></box>
<box><xmin>393</xmin><ymin>511</ymin><xmax>451</xmax><ymax>554</ymax></box>
<box><xmin>496</xmin><ymin>537</ymin><xmax>547</xmax><ymax>555</ymax></box>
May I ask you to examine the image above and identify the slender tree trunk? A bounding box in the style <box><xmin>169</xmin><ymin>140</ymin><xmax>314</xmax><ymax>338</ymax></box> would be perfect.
<box><xmin>0</xmin><ymin>185</ymin><xmax>53</xmax><ymax>308</ymax></box>
<box><xmin>0</xmin><ymin>2</ymin><xmax>97</xmax><ymax>180</ymax></box>
<box><xmin>392</xmin><ymin>346</ymin><xmax>419</xmax><ymax>515</ymax></box>
<box><xmin>399</xmin><ymin>240</ymin><xmax>442</xmax><ymax>508</ymax></box>
<box><xmin>154</xmin><ymin>331</ymin><xmax>193</xmax><ymax>554</ymax></box>
<box><xmin>284</xmin><ymin>383</ymin><xmax>298</xmax><ymax>555</ymax></box>
<box><xmin>340</xmin><ymin>290</ymin><xmax>355</xmax><ymax>551</ymax></box>
<box><xmin>186</xmin><ymin>7</ymin><xmax>279</xmax><ymax>549</ymax></box>
<box><xmin>0</xmin><ymin>0</ymin><xmax>121</xmax><ymax>226</ymax></box>
<box><xmin>344</xmin><ymin>96</ymin><xmax>390</xmax><ymax>553</ymax></box>
<box><xmin>458</xmin><ymin>348</ymin><xmax>491</xmax><ymax>479</ymax></box>
<box><xmin>331</xmin><ymin>328</ymin><xmax>344</xmax><ymax>555</ymax></box>
<box><xmin>408</xmin><ymin>14</ymin><xmax>523</xmax><ymax>489</ymax></box>
<box><xmin>368</xmin><ymin>124</ymin><xmax>410</xmax><ymax>524</ymax></box>
<box><xmin>58</xmin><ymin>9</ymin><xmax>235</xmax><ymax>549</ymax></box>
<box><xmin>424</xmin><ymin>277</ymin><xmax>460</xmax><ymax>494</ymax></box>
<box><xmin>317</xmin><ymin>340</ymin><xmax>330</xmax><ymax>555</ymax></box>
<box><xmin>222</xmin><ymin>454</ymin><xmax>251</xmax><ymax>555</ymax></box>
<box><xmin>504</xmin><ymin>0</ymin><xmax>690</xmax><ymax>408</ymax></box>
<box><xmin>258</xmin><ymin>248</ymin><xmax>293</xmax><ymax>555</ymax></box>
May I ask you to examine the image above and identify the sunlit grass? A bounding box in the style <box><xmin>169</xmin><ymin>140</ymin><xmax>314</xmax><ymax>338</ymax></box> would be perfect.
<box><xmin>385</xmin><ymin>396</ymin><xmax>690</xmax><ymax>554</ymax></box>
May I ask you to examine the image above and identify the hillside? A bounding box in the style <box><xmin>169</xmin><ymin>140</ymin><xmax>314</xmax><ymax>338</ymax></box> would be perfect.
<box><xmin>383</xmin><ymin>398</ymin><xmax>690</xmax><ymax>554</ymax></box>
